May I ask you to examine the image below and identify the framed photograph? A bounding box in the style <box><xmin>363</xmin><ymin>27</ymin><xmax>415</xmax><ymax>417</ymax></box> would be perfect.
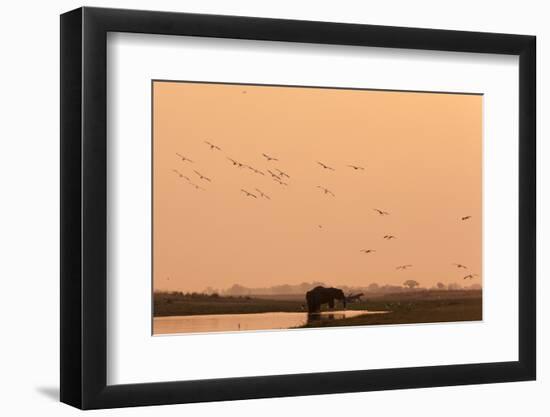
<box><xmin>60</xmin><ymin>6</ymin><xmax>536</xmax><ymax>409</ymax></box>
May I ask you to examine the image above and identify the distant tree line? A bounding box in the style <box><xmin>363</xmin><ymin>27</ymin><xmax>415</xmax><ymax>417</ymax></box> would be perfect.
<box><xmin>184</xmin><ymin>280</ymin><xmax>482</xmax><ymax>297</ymax></box>
<box><xmin>219</xmin><ymin>281</ymin><xmax>327</xmax><ymax>296</ymax></box>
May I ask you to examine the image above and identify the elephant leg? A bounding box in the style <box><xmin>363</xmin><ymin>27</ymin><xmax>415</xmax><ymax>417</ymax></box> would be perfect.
<box><xmin>306</xmin><ymin>296</ymin><xmax>320</xmax><ymax>313</ymax></box>
<box><xmin>313</xmin><ymin>300</ymin><xmax>321</xmax><ymax>313</ymax></box>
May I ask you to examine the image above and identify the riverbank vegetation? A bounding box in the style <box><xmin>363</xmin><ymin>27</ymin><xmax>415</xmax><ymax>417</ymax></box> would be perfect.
<box><xmin>154</xmin><ymin>289</ymin><xmax>482</xmax><ymax>327</ymax></box>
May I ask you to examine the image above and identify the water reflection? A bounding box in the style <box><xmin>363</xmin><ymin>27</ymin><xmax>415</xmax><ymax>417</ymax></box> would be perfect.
<box><xmin>306</xmin><ymin>312</ymin><xmax>346</xmax><ymax>326</ymax></box>
<box><xmin>154</xmin><ymin>310</ymin><xmax>387</xmax><ymax>335</ymax></box>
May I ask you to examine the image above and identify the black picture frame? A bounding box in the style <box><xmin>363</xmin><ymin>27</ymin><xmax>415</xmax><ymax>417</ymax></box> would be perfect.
<box><xmin>60</xmin><ymin>6</ymin><xmax>536</xmax><ymax>410</ymax></box>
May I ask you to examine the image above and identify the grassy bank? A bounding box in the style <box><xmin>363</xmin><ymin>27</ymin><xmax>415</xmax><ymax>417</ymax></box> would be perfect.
<box><xmin>154</xmin><ymin>290</ymin><xmax>482</xmax><ymax>327</ymax></box>
<box><xmin>154</xmin><ymin>292</ymin><xmax>303</xmax><ymax>316</ymax></box>
<box><xmin>300</xmin><ymin>292</ymin><xmax>482</xmax><ymax>328</ymax></box>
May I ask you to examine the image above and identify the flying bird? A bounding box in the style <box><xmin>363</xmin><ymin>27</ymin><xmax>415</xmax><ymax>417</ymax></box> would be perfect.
<box><xmin>193</xmin><ymin>170</ymin><xmax>211</xmax><ymax>182</ymax></box>
<box><xmin>241</xmin><ymin>189</ymin><xmax>257</xmax><ymax>198</ymax></box>
<box><xmin>453</xmin><ymin>263</ymin><xmax>468</xmax><ymax>269</ymax></box>
<box><xmin>347</xmin><ymin>165</ymin><xmax>365</xmax><ymax>170</ymax></box>
<box><xmin>274</xmin><ymin>178</ymin><xmax>289</xmax><ymax>186</ymax></box>
<box><xmin>227</xmin><ymin>157</ymin><xmax>244</xmax><ymax>168</ymax></box>
<box><xmin>383</xmin><ymin>235</ymin><xmax>397</xmax><ymax>240</ymax></box>
<box><xmin>461</xmin><ymin>216</ymin><xmax>472</xmax><ymax>221</ymax></box>
<box><xmin>463</xmin><ymin>274</ymin><xmax>478</xmax><ymax>280</ymax></box>
<box><xmin>255</xmin><ymin>188</ymin><xmax>271</xmax><ymax>200</ymax></box>
<box><xmin>317</xmin><ymin>161</ymin><xmax>335</xmax><ymax>171</ymax></box>
<box><xmin>396</xmin><ymin>265</ymin><xmax>413</xmax><ymax>270</ymax></box>
<box><xmin>374</xmin><ymin>209</ymin><xmax>390</xmax><ymax>216</ymax></box>
<box><xmin>175</xmin><ymin>153</ymin><xmax>193</xmax><ymax>163</ymax></box>
<box><xmin>275</xmin><ymin>168</ymin><xmax>290</xmax><ymax>179</ymax></box>
<box><xmin>360</xmin><ymin>249</ymin><xmax>376</xmax><ymax>254</ymax></box>
<box><xmin>267</xmin><ymin>169</ymin><xmax>281</xmax><ymax>180</ymax></box>
<box><xmin>204</xmin><ymin>141</ymin><xmax>221</xmax><ymax>151</ymax></box>
<box><xmin>262</xmin><ymin>153</ymin><xmax>278</xmax><ymax>162</ymax></box>
<box><xmin>317</xmin><ymin>186</ymin><xmax>335</xmax><ymax>196</ymax></box>
<box><xmin>172</xmin><ymin>169</ymin><xmax>190</xmax><ymax>180</ymax></box>
<box><xmin>247</xmin><ymin>165</ymin><xmax>265</xmax><ymax>175</ymax></box>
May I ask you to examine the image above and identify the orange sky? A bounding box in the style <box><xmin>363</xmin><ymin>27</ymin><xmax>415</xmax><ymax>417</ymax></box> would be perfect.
<box><xmin>153</xmin><ymin>81</ymin><xmax>482</xmax><ymax>292</ymax></box>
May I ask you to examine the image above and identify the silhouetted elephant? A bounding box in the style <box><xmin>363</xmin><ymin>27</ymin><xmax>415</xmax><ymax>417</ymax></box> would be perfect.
<box><xmin>306</xmin><ymin>286</ymin><xmax>347</xmax><ymax>313</ymax></box>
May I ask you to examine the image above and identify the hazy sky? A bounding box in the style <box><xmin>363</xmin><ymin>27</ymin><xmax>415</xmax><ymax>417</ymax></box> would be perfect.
<box><xmin>153</xmin><ymin>81</ymin><xmax>482</xmax><ymax>292</ymax></box>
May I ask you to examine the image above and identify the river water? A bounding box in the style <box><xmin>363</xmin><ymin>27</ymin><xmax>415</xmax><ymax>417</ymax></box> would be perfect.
<box><xmin>153</xmin><ymin>310</ymin><xmax>387</xmax><ymax>335</ymax></box>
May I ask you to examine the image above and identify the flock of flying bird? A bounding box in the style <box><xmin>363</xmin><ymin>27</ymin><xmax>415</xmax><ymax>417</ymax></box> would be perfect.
<box><xmin>172</xmin><ymin>140</ymin><xmax>357</xmax><ymax>200</ymax></box>
<box><xmin>171</xmin><ymin>140</ymin><xmax>479</xmax><ymax>282</ymax></box>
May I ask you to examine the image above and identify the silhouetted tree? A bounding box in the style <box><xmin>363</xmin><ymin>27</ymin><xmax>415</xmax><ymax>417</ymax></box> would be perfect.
<box><xmin>403</xmin><ymin>280</ymin><xmax>420</xmax><ymax>289</ymax></box>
